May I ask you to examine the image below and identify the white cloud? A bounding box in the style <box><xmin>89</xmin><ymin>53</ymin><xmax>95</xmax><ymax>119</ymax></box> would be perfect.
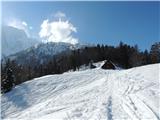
<box><xmin>54</xmin><ymin>11</ymin><xmax>66</xmax><ymax>19</ymax></box>
<box><xmin>39</xmin><ymin>12</ymin><xmax>78</xmax><ymax>44</ymax></box>
<box><xmin>7</xmin><ymin>18</ymin><xmax>32</xmax><ymax>37</ymax></box>
<box><xmin>22</xmin><ymin>21</ymin><xmax>27</xmax><ymax>26</ymax></box>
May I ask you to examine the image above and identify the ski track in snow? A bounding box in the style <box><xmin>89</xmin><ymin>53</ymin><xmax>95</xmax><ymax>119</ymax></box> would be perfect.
<box><xmin>106</xmin><ymin>96</ymin><xmax>113</xmax><ymax>120</ymax></box>
<box><xmin>1</xmin><ymin>63</ymin><xmax>160</xmax><ymax>120</ymax></box>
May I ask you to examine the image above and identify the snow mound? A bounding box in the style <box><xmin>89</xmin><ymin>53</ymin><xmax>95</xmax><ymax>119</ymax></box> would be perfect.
<box><xmin>1</xmin><ymin>64</ymin><xmax>160</xmax><ymax>120</ymax></box>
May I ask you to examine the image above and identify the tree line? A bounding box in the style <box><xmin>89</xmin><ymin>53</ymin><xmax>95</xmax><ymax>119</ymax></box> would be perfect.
<box><xmin>1</xmin><ymin>42</ymin><xmax>160</xmax><ymax>93</ymax></box>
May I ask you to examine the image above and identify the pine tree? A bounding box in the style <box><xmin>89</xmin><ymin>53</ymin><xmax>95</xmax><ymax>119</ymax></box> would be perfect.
<box><xmin>1</xmin><ymin>68</ymin><xmax>15</xmax><ymax>93</ymax></box>
<box><xmin>150</xmin><ymin>42</ymin><xmax>160</xmax><ymax>63</ymax></box>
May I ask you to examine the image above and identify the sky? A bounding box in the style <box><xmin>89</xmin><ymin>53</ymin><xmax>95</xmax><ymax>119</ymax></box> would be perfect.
<box><xmin>2</xmin><ymin>1</ymin><xmax>160</xmax><ymax>50</ymax></box>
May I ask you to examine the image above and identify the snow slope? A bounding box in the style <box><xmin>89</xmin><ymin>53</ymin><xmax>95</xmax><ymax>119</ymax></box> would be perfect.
<box><xmin>1</xmin><ymin>63</ymin><xmax>160</xmax><ymax>120</ymax></box>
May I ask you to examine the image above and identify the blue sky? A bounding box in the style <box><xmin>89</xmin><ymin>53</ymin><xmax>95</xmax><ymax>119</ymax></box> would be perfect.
<box><xmin>2</xmin><ymin>1</ymin><xmax>160</xmax><ymax>50</ymax></box>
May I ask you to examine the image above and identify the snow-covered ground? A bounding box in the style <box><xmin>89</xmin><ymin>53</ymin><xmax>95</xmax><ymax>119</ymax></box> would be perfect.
<box><xmin>1</xmin><ymin>63</ymin><xmax>160</xmax><ymax>120</ymax></box>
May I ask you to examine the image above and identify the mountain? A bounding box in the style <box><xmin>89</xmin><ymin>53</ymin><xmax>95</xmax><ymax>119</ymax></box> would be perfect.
<box><xmin>1</xmin><ymin>63</ymin><xmax>159</xmax><ymax>120</ymax></box>
<box><xmin>1</xmin><ymin>26</ymin><xmax>39</xmax><ymax>57</ymax></box>
<box><xmin>6</xmin><ymin>42</ymin><xmax>86</xmax><ymax>65</ymax></box>
<box><xmin>1</xmin><ymin>25</ymin><xmax>88</xmax><ymax>64</ymax></box>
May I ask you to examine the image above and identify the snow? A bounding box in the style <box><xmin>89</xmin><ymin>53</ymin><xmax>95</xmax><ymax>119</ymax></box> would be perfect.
<box><xmin>1</xmin><ymin>63</ymin><xmax>160</xmax><ymax>120</ymax></box>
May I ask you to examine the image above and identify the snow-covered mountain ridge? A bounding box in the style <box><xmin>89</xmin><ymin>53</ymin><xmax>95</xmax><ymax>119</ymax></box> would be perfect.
<box><xmin>6</xmin><ymin>42</ymin><xmax>86</xmax><ymax>65</ymax></box>
<box><xmin>1</xmin><ymin>26</ymin><xmax>87</xmax><ymax>63</ymax></box>
<box><xmin>1</xmin><ymin>63</ymin><xmax>160</xmax><ymax>120</ymax></box>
